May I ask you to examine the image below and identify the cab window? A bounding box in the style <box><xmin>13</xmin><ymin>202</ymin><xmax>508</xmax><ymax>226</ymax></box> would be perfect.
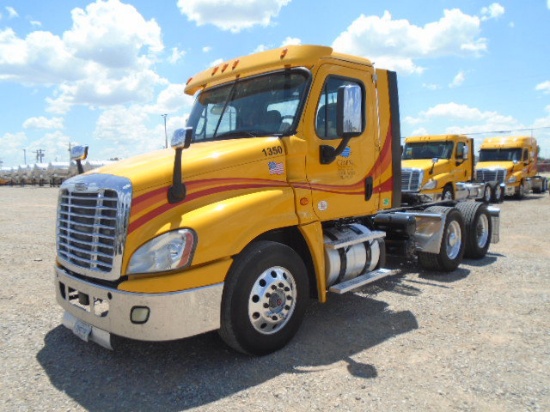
<box><xmin>316</xmin><ymin>77</ymin><xmax>364</xmax><ymax>140</ymax></box>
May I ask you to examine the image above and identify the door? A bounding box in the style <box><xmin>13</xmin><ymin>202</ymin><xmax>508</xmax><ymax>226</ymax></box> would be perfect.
<box><xmin>302</xmin><ymin>64</ymin><xmax>380</xmax><ymax>221</ymax></box>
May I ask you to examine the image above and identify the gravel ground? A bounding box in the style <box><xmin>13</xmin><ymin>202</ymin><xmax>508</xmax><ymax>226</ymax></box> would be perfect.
<box><xmin>0</xmin><ymin>184</ymin><xmax>549</xmax><ymax>411</ymax></box>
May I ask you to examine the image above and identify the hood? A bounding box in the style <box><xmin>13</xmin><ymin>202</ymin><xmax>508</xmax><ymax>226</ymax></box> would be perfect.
<box><xmin>475</xmin><ymin>161</ymin><xmax>515</xmax><ymax>173</ymax></box>
<box><xmin>89</xmin><ymin>137</ymin><xmax>286</xmax><ymax>195</ymax></box>
<box><xmin>402</xmin><ymin>158</ymin><xmax>451</xmax><ymax>175</ymax></box>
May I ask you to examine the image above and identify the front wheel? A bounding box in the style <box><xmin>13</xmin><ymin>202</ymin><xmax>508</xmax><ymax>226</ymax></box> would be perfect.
<box><xmin>418</xmin><ymin>206</ymin><xmax>465</xmax><ymax>272</ymax></box>
<box><xmin>442</xmin><ymin>185</ymin><xmax>454</xmax><ymax>200</ymax></box>
<box><xmin>219</xmin><ymin>241</ymin><xmax>309</xmax><ymax>355</ymax></box>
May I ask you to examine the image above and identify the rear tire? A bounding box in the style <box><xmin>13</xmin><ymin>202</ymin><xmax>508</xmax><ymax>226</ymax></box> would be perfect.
<box><xmin>219</xmin><ymin>241</ymin><xmax>309</xmax><ymax>355</ymax></box>
<box><xmin>456</xmin><ymin>202</ymin><xmax>492</xmax><ymax>259</ymax></box>
<box><xmin>492</xmin><ymin>185</ymin><xmax>504</xmax><ymax>203</ymax></box>
<box><xmin>482</xmin><ymin>185</ymin><xmax>492</xmax><ymax>203</ymax></box>
<box><xmin>418</xmin><ymin>206</ymin><xmax>465</xmax><ymax>272</ymax></box>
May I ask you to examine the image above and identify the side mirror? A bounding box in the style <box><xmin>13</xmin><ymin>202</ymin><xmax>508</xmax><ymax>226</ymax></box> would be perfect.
<box><xmin>70</xmin><ymin>145</ymin><xmax>88</xmax><ymax>174</ymax></box>
<box><xmin>320</xmin><ymin>85</ymin><xmax>363</xmax><ymax>164</ymax></box>
<box><xmin>462</xmin><ymin>145</ymin><xmax>469</xmax><ymax>160</ymax></box>
<box><xmin>171</xmin><ymin>128</ymin><xmax>193</xmax><ymax>149</ymax></box>
<box><xmin>168</xmin><ymin>128</ymin><xmax>193</xmax><ymax>204</ymax></box>
<box><xmin>337</xmin><ymin>85</ymin><xmax>363</xmax><ymax>138</ymax></box>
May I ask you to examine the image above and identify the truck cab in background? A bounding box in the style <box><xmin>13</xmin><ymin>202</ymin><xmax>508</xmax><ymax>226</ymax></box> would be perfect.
<box><xmin>476</xmin><ymin>136</ymin><xmax>548</xmax><ymax>199</ymax></box>
<box><xmin>401</xmin><ymin>134</ymin><xmax>500</xmax><ymax>203</ymax></box>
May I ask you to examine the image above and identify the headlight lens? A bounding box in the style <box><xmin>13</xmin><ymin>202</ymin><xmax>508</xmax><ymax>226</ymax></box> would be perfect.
<box><xmin>127</xmin><ymin>229</ymin><xmax>197</xmax><ymax>274</ymax></box>
<box><xmin>507</xmin><ymin>176</ymin><xmax>517</xmax><ymax>183</ymax></box>
<box><xmin>422</xmin><ymin>179</ymin><xmax>437</xmax><ymax>190</ymax></box>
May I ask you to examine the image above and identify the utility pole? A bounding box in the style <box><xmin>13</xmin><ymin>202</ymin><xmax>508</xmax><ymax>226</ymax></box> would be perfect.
<box><xmin>33</xmin><ymin>149</ymin><xmax>45</xmax><ymax>163</ymax></box>
<box><xmin>162</xmin><ymin>114</ymin><xmax>168</xmax><ymax>149</ymax></box>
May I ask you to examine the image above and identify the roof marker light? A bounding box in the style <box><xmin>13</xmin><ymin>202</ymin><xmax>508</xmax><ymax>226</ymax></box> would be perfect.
<box><xmin>280</xmin><ymin>48</ymin><xmax>288</xmax><ymax>59</ymax></box>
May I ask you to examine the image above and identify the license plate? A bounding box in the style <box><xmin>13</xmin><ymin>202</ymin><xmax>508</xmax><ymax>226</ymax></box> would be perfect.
<box><xmin>73</xmin><ymin>319</ymin><xmax>92</xmax><ymax>342</ymax></box>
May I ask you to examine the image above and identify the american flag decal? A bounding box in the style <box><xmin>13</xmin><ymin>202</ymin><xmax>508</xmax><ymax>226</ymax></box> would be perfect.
<box><xmin>268</xmin><ymin>161</ymin><xmax>284</xmax><ymax>175</ymax></box>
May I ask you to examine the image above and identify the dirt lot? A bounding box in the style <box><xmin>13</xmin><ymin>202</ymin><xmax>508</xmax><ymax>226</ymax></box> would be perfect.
<box><xmin>0</xmin><ymin>185</ymin><xmax>549</xmax><ymax>411</ymax></box>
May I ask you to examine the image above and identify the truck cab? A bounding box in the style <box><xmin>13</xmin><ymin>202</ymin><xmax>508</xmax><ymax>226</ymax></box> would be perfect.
<box><xmin>401</xmin><ymin>134</ymin><xmax>473</xmax><ymax>201</ymax></box>
<box><xmin>476</xmin><ymin>136</ymin><xmax>547</xmax><ymax>198</ymax></box>
<box><xmin>54</xmin><ymin>46</ymin><xmax>499</xmax><ymax>355</ymax></box>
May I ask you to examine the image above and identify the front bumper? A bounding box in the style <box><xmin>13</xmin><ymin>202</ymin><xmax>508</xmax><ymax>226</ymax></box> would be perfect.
<box><xmin>55</xmin><ymin>266</ymin><xmax>223</xmax><ymax>349</ymax></box>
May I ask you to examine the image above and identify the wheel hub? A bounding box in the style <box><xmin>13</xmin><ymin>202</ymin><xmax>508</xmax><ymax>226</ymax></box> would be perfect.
<box><xmin>248</xmin><ymin>267</ymin><xmax>297</xmax><ymax>335</ymax></box>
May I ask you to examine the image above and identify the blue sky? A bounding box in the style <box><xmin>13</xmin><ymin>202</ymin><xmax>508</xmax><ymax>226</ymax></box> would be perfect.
<box><xmin>1</xmin><ymin>0</ymin><xmax>549</xmax><ymax>168</ymax></box>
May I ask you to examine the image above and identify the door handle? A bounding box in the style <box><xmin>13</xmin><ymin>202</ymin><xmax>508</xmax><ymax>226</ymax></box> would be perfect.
<box><xmin>365</xmin><ymin>176</ymin><xmax>373</xmax><ymax>201</ymax></box>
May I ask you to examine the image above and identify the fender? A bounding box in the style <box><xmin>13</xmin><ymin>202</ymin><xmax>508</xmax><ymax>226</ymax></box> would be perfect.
<box><xmin>125</xmin><ymin>187</ymin><xmax>299</xmax><ymax>273</ymax></box>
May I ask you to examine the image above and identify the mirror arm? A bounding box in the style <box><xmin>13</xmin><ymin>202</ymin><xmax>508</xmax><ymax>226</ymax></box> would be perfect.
<box><xmin>168</xmin><ymin>128</ymin><xmax>193</xmax><ymax>204</ymax></box>
<box><xmin>320</xmin><ymin>136</ymin><xmax>352</xmax><ymax>164</ymax></box>
<box><xmin>168</xmin><ymin>148</ymin><xmax>186</xmax><ymax>203</ymax></box>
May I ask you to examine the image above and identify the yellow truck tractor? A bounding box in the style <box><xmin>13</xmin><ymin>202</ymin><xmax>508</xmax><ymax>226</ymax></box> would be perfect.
<box><xmin>476</xmin><ymin>136</ymin><xmax>548</xmax><ymax>199</ymax></box>
<box><xmin>401</xmin><ymin>134</ymin><xmax>502</xmax><ymax>203</ymax></box>
<box><xmin>54</xmin><ymin>46</ymin><xmax>500</xmax><ymax>355</ymax></box>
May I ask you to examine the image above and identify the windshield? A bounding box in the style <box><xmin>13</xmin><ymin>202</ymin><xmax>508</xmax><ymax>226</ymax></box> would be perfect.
<box><xmin>402</xmin><ymin>141</ymin><xmax>454</xmax><ymax>160</ymax></box>
<box><xmin>187</xmin><ymin>69</ymin><xmax>310</xmax><ymax>142</ymax></box>
<box><xmin>479</xmin><ymin>148</ymin><xmax>522</xmax><ymax>162</ymax></box>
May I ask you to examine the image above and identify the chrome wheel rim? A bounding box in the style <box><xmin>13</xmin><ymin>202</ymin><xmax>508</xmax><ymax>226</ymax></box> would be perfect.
<box><xmin>248</xmin><ymin>266</ymin><xmax>297</xmax><ymax>335</ymax></box>
<box><xmin>476</xmin><ymin>214</ymin><xmax>489</xmax><ymax>248</ymax></box>
<box><xmin>445</xmin><ymin>220</ymin><xmax>462</xmax><ymax>260</ymax></box>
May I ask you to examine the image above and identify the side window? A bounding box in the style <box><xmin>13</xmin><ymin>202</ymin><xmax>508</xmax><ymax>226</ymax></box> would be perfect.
<box><xmin>456</xmin><ymin>142</ymin><xmax>465</xmax><ymax>158</ymax></box>
<box><xmin>523</xmin><ymin>149</ymin><xmax>529</xmax><ymax>162</ymax></box>
<box><xmin>316</xmin><ymin>77</ymin><xmax>364</xmax><ymax>140</ymax></box>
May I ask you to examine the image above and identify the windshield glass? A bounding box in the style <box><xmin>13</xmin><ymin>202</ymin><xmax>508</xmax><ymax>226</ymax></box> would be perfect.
<box><xmin>402</xmin><ymin>141</ymin><xmax>454</xmax><ymax>160</ymax></box>
<box><xmin>187</xmin><ymin>69</ymin><xmax>310</xmax><ymax>142</ymax></box>
<box><xmin>479</xmin><ymin>148</ymin><xmax>522</xmax><ymax>162</ymax></box>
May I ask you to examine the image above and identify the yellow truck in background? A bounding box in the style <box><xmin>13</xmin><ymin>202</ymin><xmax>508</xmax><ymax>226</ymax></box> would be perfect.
<box><xmin>476</xmin><ymin>136</ymin><xmax>548</xmax><ymax>199</ymax></box>
<box><xmin>401</xmin><ymin>134</ymin><xmax>502</xmax><ymax>203</ymax></box>
<box><xmin>54</xmin><ymin>46</ymin><xmax>500</xmax><ymax>355</ymax></box>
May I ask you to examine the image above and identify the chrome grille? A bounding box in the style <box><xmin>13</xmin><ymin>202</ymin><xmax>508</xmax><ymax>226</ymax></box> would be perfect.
<box><xmin>56</xmin><ymin>175</ymin><xmax>132</xmax><ymax>281</ymax></box>
<box><xmin>476</xmin><ymin>168</ymin><xmax>506</xmax><ymax>183</ymax></box>
<box><xmin>401</xmin><ymin>168</ymin><xmax>423</xmax><ymax>192</ymax></box>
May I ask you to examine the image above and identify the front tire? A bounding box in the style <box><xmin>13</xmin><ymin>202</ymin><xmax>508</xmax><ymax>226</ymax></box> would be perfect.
<box><xmin>442</xmin><ymin>184</ymin><xmax>454</xmax><ymax>200</ymax></box>
<box><xmin>219</xmin><ymin>241</ymin><xmax>309</xmax><ymax>355</ymax></box>
<box><xmin>418</xmin><ymin>206</ymin><xmax>465</xmax><ymax>272</ymax></box>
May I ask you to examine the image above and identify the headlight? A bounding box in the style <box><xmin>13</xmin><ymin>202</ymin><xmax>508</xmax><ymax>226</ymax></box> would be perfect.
<box><xmin>507</xmin><ymin>176</ymin><xmax>517</xmax><ymax>183</ymax></box>
<box><xmin>127</xmin><ymin>229</ymin><xmax>197</xmax><ymax>274</ymax></box>
<box><xmin>422</xmin><ymin>179</ymin><xmax>437</xmax><ymax>190</ymax></box>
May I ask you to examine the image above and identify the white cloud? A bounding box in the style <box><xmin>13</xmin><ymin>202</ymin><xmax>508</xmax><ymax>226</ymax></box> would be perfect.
<box><xmin>535</xmin><ymin>81</ymin><xmax>550</xmax><ymax>94</ymax></box>
<box><xmin>168</xmin><ymin>47</ymin><xmax>186</xmax><ymax>64</ymax></box>
<box><xmin>177</xmin><ymin>0</ymin><xmax>291</xmax><ymax>33</ymax></box>
<box><xmin>0</xmin><ymin>132</ymin><xmax>27</xmax><ymax>165</ymax></box>
<box><xmin>148</xmin><ymin>83</ymin><xmax>194</xmax><ymax>115</ymax></box>
<box><xmin>93</xmin><ymin>105</ymin><xmax>170</xmax><ymax>158</ymax></box>
<box><xmin>332</xmin><ymin>9</ymin><xmax>487</xmax><ymax>74</ymax></box>
<box><xmin>202</xmin><ymin>46</ymin><xmax>212</xmax><ymax>53</ymax></box>
<box><xmin>0</xmin><ymin>0</ymin><xmax>166</xmax><ymax>112</ymax></box>
<box><xmin>6</xmin><ymin>6</ymin><xmax>18</xmax><ymax>19</ymax></box>
<box><xmin>281</xmin><ymin>37</ymin><xmax>301</xmax><ymax>46</ymax></box>
<box><xmin>64</xmin><ymin>0</ymin><xmax>163</xmax><ymax>68</ymax></box>
<box><xmin>480</xmin><ymin>3</ymin><xmax>505</xmax><ymax>21</ymax></box>
<box><xmin>449</xmin><ymin>71</ymin><xmax>466</xmax><ymax>88</ymax></box>
<box><xmin>23</xmin><ymin>116</ymin><xmax>64</xmax><ymax>130</ymax></box>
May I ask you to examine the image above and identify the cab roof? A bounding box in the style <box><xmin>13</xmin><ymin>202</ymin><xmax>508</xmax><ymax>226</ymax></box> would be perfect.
<box><xmin>404</xmin><ymin>134</ymin><xmax>469</xmax><ymax>143</ymax></box>
<box><xmin>480</xmin><ymin>136</ymin><xmax>537</xmax><ymax>149</ymax></box>
<box><xmin>184</xmin><ymin>45</ymin><xmax>373</xmax><ymax>95</ymax></box>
